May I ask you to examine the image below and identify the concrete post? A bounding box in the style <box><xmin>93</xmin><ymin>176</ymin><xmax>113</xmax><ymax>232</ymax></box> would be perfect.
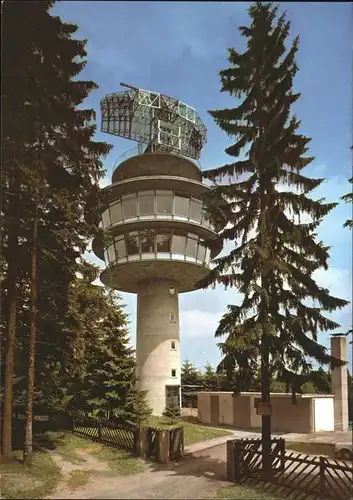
<box><xmin>331</xmin><ymin>336</ymin><xmax>349</xmax><ymax>432</ymax></box>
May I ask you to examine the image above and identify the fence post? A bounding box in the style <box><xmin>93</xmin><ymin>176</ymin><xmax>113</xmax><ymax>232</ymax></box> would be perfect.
<box><xmin>280</xmin><ymin>439</ymin><xmax>285</xmax><ymax>473</ymax></box>
<box><xmin>157</xmin><ymin>429</ymin><xmax>169</xmax><ymax>464</ymax></box>
<box><xmin>134</xmin><ymin>427</ymin><xmax>149</xmax><ymax>458</ymax></box>
<box><xmin>227</xmin><ymin>440</ymin><xmax>236</xmax><ymax>482</ymax></box>
<box><xmin>181</xmin><ymin>426</ymin><xmax>184</xmax><ymax>457</ymax></box>
<box><xmin>98</xmin><ymin>422</ymin><xmax>102</xmax><ymax>441</ymax></box>
<box><xmin>319</xmin><ymin>456</ymin><xmax>325</xmax><ymax>499</ymax></box>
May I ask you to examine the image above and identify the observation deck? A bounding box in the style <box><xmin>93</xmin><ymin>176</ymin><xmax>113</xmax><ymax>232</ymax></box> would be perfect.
<box><xmin>93</xmin><ymin>150</ymin><xmax>222</xmax><ymax>293</ymax></box>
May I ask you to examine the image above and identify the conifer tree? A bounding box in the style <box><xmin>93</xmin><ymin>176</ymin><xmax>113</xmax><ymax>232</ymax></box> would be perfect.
<box><xmin>66</xmin><ymin>262</ymin><xmax>151</xmax><ymax>426</ymax></box>
<box><xmin>200</xmin><ymin>1</ymin><xmax>349</xmax><ymax>474</ymax></box>
<box><xmin>181</xmin><ymin>359</ymin><xmax>201</xmax><ymax>407</ymax></box>
<box><xmin>202</xmin><ymin>362</ymin><xmax>221</xmax><ymax>391</ymax></box>
<box><xmin>341</xmin><ymin>177</ymin><xmax>353</xmax><ymax>229</ymax></box>
<box><xmin>163</xmin><ymin>397</ymin><xmax>181</xmax><ymax>425</ymax></box>
<box><xmin>2</xmin><ymin>0</ymin><xmax>112</xmax><ymax>459</ymax></box>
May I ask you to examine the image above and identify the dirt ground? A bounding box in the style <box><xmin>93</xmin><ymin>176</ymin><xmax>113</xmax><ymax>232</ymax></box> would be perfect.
<box><xmin>48</xmin><ymin>444</ymin><xmax>229</xmax><ymax>500</ymax></box>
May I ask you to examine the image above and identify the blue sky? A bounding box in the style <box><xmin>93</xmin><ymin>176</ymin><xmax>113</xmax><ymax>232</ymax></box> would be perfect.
<box><xmin>52</xmin><ymin>1</ymin><xmax>352</xmax><ymax>370</ymax></box>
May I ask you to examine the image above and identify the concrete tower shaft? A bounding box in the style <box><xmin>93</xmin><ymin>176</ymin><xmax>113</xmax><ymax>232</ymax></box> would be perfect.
<box><xmin>136</xmin><ymin>278</ymin><xmax>180</xmax><ymax>416</ymax></box>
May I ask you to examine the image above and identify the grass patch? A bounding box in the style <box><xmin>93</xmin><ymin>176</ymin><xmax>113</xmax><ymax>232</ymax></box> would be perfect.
<box><xmin>89</xmin><ymin>445</ymin><xmax>145</xmax><ymax>475</ymax></box>
<box><xmin>146</xmin><ymin>415</ymin><xmax>233</xmax><ymax>446</ymax></box>
<box><xmin>204</xmin><ymin>483</ymin><xmax>295</xmax><ymax>499</ymax></box>
<box><xmin>67</xmin><ymin>469</ymin><xmax>93</xmax><ymax>490</ymax></box>
<box><xmin>183</xmin><ymin>422</ymin><xmax>233</xmax><ymax>446</ymax></box>
<box><xmin>35</xmin><ymin>431</ymin><xmax>91</xmax><ymax>464</ymax></box>
<box><xmin>35</xmin><ymin>430</ymin><xmax>144</xmax><ymax>475</ymax></box>
<box><xmin>0</xmin><ymin>449</ymin><xmax>61</xmax><ymax>499</ymax></box>
<box><xmin>286</xmin><ymin>440</ymin><xmax>335</xmax><ymax>457</ymax></box>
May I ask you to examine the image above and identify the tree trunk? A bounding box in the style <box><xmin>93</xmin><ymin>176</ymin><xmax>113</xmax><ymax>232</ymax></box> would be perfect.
<box><xmin>1</xmin><ymin>178</ymin><xmax>20</xmax><ymax>457</ymax></box>
<box><xmin>261</xmin><ymin>331</ymin><xmax>271</xmax><ymax>478</ymax></box>
<box><xmin>23</xmin><ymin>210</ymin><xmax>38</xmax><ymax>465</ymax></box>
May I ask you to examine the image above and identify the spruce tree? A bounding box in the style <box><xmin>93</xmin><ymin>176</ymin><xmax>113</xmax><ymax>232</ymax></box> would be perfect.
<box><xmin>67</xmin><ymin>263</ymin><xmax>151</xmax><ymax>426</ymax></box>
<box><xmin>200</xmin><ymin>1</ymin><xmax>349</xmax><ymax>474</ymax></box>
<box><xmin>341</xmin><ymin>177</ymin><xmax>353</xmax><ymax>228</ymax></box>
<box><xmin>181</xmin><ymin>359</ymin><xmax>201</xmax><ymax>407</ymax></box>
<box><xmin>163</xmin><ymin>397</ymin><xmax>181</xmax><ymax>425</ymax></box>
<box><xmin>202</xmin><ymin>362</ymin><xmax>221</xmax><ymax>391</ymax></box>
<box><xmin>2</xmin><ymin>0</ymin><xmax>111</xmax><ymax>459</ymax></box>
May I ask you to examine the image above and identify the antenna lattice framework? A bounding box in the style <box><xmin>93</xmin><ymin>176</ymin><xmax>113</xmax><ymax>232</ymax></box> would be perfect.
<box><xmin>100</xmin><ymin>83</ymin><xmax>207</xmax><ymax>160</ymax></box>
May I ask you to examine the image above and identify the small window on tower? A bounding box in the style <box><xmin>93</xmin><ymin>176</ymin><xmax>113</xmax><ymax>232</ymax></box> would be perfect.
<box><xmin>171</xmin><ymin>341</ymin><xmax>176</xmax><ymax>350</ymax></box>
<box><xmin>169</xmin><ymin>313</ymin><xmax>176</xmax><ymax>323</ymax></box>
<box><xmin>171</xmin><ymin>369</ymin><xmax>177</xmax><ymax>378</ymax></box>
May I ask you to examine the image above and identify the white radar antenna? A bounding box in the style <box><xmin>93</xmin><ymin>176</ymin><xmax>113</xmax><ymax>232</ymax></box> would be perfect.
<box><xmin>100</xmin><ymin>82</ymin><xmax>207</xmax><ymax>160</ymax></box>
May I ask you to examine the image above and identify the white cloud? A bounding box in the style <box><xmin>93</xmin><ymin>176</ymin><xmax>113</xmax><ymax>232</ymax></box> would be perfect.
<box><xmin>180</xmin><ymin>309</ymin><xmax>224</xmax><ymax>339</ymax></box>
<box><xmin>314</xmin><ymin>267</ymin><xmax>352</xmax><ymax>300</ymax></box>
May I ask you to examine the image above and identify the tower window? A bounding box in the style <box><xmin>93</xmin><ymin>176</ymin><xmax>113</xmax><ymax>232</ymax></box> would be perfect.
<box><xmin>169</xmin><ymin>313</ymin><xmax>176</xmax><ymax>323</ymax></box>
<box><xmin>171</xmin><ymin>369</ymin><xmax>177</xmax><ymax>378</ymax></box>
<box><xmin>171</xmin><ymin>341</ymin><xmax>176</xmax><ymax>350</ymax></box>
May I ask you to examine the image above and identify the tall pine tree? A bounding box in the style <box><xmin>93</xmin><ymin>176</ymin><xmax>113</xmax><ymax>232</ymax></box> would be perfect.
<box><xmin>2</xmin><ymin>0</ymin><xmax>112</xmax><ymax>459</ymax></box>
<box><xmin>67</xmin><ymin>262</ymin><xmax>151</xmax><ymax>426</ymax></box>
<box><xmin>199</xmin><ymin>1</ymin><xmax>349</xmax><ymax>474</ymax></box>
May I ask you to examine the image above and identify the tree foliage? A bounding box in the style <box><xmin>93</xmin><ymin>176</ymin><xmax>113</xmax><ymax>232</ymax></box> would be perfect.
<box><xmin>341</xmin><ymin>176</ymin><xmax>352</xmax><ymax>229</ymax></box>
<box><xmin>199</xmin><ymin>1</ymin><xmax>349</xmax><ymax>394</ymax></box>
<box><xmin>163</xmin><ymin>397</ymin><xmax>181</xmax><ymax>425</ymax></box>
<box><xmin>66</xmin><ymin>262</ymin><xmax>151</xmax><ymax>425</ymax></box>
<box><xmin>2</xmin><ymin>0</ymin><xmax>152</xmax><ymax>455</ymax></box>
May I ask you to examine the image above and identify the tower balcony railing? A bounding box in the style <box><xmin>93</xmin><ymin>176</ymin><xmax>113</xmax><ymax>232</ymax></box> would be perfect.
<box><xmin>113</xmin><ymin>145</ymin><xmax>202</xmax><ymax>172</ymax></box>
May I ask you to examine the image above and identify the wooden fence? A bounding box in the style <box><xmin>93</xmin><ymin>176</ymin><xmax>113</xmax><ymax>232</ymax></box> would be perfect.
<box><xmin>72</xmin><ymin>414</ymin><xmax>184</xmax><ymax>463</ymax></box>
<box><xmin>72</xmin><ymin>414</ymin><xmax>136</xmax><ymax>451</ymax></box>
<box><xmin>228</xmin><ymin>438</ymin><xmax>353</xmax><ymax>500</ymax></box>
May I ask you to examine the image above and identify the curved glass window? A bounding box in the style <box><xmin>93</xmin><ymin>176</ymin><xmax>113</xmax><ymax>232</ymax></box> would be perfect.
<box><xmin>122</xmin><ymin>194</ymin><xmax>137</xmax><ymax>219</ymax></box>
<box><xmin>186</xmin><ymin>233</ymin><xmax>198</xmax><ymax>258</ymax></box>
<box><xmin>174</xmin><ymin>193</ymin><xmax>190</xmax><ymax>218</ymax></box>
<box><xmin>197</xmin><ymin>242</ymin><xmax>207</xmax><ymax>262</ymax></box>
<box><xmin>126</xmin><ymin>231</ymin><xmax>139</xmax><ymax>255</ymax></box>
<box><xmin>103</xmin><ymin>191</ymin><xmax>215</xmax><ymax>230</ymax></box>
<box><xmin>115</xmin><ymin>235</ymin><xmax>126</xmax><ymax>259</ymax></box>
<box><xmin>156</xmin><ymin>231</ymin><xmax>172</xmax><ymax>253</ymax></box>
<box><xmin>102</xmin><ymin>209</ymin><xmax>111</xmax><ymax>229</ymax></box>
<box><xmin>110</xmin><ymin>201</ymin><xmax>122</xmax><ymax>224</ymax></box>
<box><xmin>104</xmin><ymin>229</ymin><xmax>212</xmax><ymax>267</ymax></box>
<box><xmin>172</xmin><ymin>231</ymin><xmax>186</xmax><ymax>255</ymax></box>
<box><xmin>140</xmin><ymin>229</ymin><xmax>155</xmax><ymax>253</ymax></box>
<box><xmin>138</xmin><ymin>191</ymin><xmax>154</xmax><ymax>216</ymax></box>
<box><xmin>107</xmin><ymin>244</ymin><xmax>116</xmax><ymax>265</ymax></box>
<box><xmin>156</xmin><ymin>190</ymin><xmax>173</xmax><ymax>214</ymax></box>
<box><xmin>189</xmin><ymin>198</ymin><xmax>203</xmax><ymax>222</ymax></box>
